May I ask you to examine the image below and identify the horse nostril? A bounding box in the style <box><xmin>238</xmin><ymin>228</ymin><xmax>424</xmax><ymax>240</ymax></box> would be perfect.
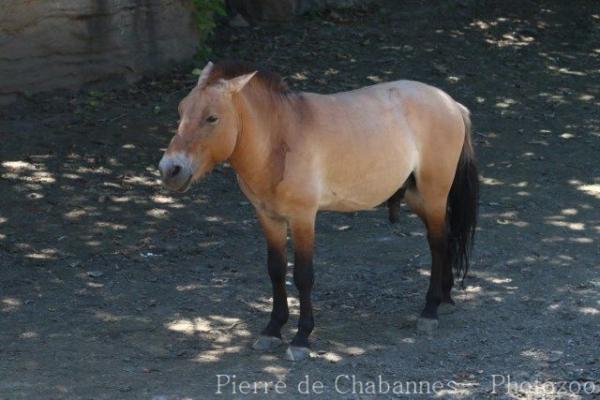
<box><xmin>170</xmin><ymin>165</ymin><xmax>182</xmax><ymax>178</ymax></box>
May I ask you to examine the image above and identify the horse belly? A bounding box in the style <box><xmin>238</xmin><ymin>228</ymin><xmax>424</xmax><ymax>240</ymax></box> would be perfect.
<box><xmin>318</xmin><ymin>154</ymin><xmax>413</xmax><ymax>212</ymax></box>
<box><xmin>309</xmin><ymin>86</ymin><xmax>418</xmax><ymax>212</ymax></box>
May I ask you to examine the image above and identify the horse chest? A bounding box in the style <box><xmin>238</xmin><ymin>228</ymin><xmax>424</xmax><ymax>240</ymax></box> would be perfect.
<box><xmin>236</xmin><ymin>174</ymin><xmax>282</xmax><ymax>218</ymax></box>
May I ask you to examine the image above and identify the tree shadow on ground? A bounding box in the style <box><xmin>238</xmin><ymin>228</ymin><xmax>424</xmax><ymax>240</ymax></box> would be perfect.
<box><xmin>1</xmin><ymin>0</ymin><xmax>599</xmax><ymax>398</ymax></box>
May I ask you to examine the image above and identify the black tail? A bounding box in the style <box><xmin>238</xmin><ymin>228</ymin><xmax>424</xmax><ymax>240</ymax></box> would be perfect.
<box><xmin>447</xmin><ymin>105</ymin><xmax>479</xmax><ymax>285</ymax></box>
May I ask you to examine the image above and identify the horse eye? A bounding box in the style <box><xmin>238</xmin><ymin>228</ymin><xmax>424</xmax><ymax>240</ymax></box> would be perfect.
<box><xmin>206</xmin><ymin>115</ymin><xmax>218</xmax><ymax>124</ymax></box>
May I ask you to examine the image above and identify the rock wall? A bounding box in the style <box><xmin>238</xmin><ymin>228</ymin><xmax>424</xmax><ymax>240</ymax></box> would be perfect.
<box><xmin>228</xmin><ymin>0</ymin><xmax>374</xmax><ymax>22</ymax></box>
<box><xmin>0</xmin><ymin>0</ymin><xmax>199</xmax><ymax>105</ymax></box>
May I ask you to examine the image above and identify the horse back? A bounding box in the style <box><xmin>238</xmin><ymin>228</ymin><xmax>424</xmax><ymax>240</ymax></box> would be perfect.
<box><xmin>286</xmin><ymin>81</ymin><xmax>465</xmax><ymax>212</ymax></box>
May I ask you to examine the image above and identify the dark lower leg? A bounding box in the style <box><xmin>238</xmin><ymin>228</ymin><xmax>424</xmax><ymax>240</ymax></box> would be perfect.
<box><xmin>262</xmin><ymin>246</ymin><xmax>288</xmax><ymax>338</ymax></box>
<box><xmin>441</xmin><ymin>259</ymin><xmax>455</xmax><ymax>304</ymax></box>
<box><xmin>256</xmin><ymin>213</ymin><xmax>288</xmax><ymax>339</ymax></box>
<box><xmin>387</xmin><ymin>186</ymin><xmax>406</xmax><ymax>224</ymax></box>
<box><xmin>421</xmin><ymin>234</ymin><xmax>447</xmax><ymax>319</ymax></box>
<box><xmin>290</xmin><ymin>250</ymin><xmax>314</xmax><ymax>348</ymax></box>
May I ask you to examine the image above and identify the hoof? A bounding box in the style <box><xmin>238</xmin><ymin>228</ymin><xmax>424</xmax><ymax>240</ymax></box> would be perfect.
<box><xmin>252</xmin><ymin>335</ymin><xmax>284</xmax><ymax>352</ymax></box>
<box><xmin>417</xmin><ymin>317</ymin><xmax>439</xmax><ymax>336</ymax></box>
<box><xmin>284</xmin><ymin>345</ymin><xmax>311</xmax><ymax>361</ymax></box>
<box><xmin>438</xmin><ymin>302</ymin><xmax>457</xmax><ymax>315</ymax></box>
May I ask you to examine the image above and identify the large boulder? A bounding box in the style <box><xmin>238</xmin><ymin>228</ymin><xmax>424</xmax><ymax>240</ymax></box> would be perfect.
<box><xmin>0</xmin><ymin>0</ymin><xmax>199</xmax><ymax>105</ymax></box>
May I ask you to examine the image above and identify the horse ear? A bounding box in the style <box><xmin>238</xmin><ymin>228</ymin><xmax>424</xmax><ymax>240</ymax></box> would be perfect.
<box><xmin>226</xmin><ymin>71</ymin><xmax>257</xmax><ymax>93</ymax></box>
<box><xmin>197</xmin><ymin>61</ymin><xmax>214</xmax><ymax>88</ymax></box>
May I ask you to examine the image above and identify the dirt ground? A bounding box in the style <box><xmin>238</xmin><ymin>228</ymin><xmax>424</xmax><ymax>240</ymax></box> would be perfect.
<box><xmin>1</xmin><ymin>1</ymin><xmax>599</xmax><ymax>399</ymax></box>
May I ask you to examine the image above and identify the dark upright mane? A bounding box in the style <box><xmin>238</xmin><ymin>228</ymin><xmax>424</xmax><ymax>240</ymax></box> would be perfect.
<box><xmin>206</xmin><ymin>61</ymin><xmax>311</xmax><ymax>124</ymax></box>
<box><xmin>207</xmin><ymin>61</ymin><xmax>291</xmax><ymax>95</ymax></box>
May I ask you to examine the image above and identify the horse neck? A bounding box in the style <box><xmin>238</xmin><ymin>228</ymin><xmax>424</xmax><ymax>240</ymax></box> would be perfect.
<box><xmin>228</xmin><ymin>88</ymin><xmax>295</xmax><ymax>189</ymax></box>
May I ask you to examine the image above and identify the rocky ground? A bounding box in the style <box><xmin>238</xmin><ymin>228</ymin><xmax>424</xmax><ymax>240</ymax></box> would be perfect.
<box><xmin>1</xmin><ymin>0</ymin><xmax>599</xmax><ymax>399</ymax></box>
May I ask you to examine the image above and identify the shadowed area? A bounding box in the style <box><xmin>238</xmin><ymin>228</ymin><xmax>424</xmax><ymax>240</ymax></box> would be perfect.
<box><xmin>1</xmin><ymin>0</ymin><xmax>599</xmax><ymax>398</ymax></box>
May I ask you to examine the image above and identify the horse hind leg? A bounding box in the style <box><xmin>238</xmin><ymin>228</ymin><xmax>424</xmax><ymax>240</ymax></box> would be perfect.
<box><xmin>387</xmin><ymin>174</ymin><xmax>415</xmax><ymax>223</ymax></box>
<box><xmin>387</xmin><ymin>188</ymin><xmax>404</xmax><ymax>224</ymax></box>
<box><xmin>438</xmin><ymin>251</ymin><xmax>457</xmax><ymax>315</ymax></box>
<box><xmin>404</xmin><ymin>183</ymin><xmax>453</xmax><ymax>335</ymax></box>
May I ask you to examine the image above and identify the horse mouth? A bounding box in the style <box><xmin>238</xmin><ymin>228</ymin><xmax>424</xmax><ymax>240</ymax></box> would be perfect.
<box><xmin>174</xmin><ymin>174</ymin><xmax>193</xmax><ymax>193</ymax></box>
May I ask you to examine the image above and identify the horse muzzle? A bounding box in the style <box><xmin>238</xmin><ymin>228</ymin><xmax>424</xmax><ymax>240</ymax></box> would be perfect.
<box><xmin>158</xmin><ymin>153</ymin><xmax>194</xmax><ymax>193</ymax></box>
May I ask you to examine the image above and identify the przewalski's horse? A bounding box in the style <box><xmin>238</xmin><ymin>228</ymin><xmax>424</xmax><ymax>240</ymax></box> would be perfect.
<box><xmin>158</xmin><ymin>61</ymin><xmax>479</xmax><ymax>361</ymax></box>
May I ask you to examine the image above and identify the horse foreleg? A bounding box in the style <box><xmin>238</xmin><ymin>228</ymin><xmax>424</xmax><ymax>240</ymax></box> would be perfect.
<box><xmin>252</xmin><ymin>211</ymin><xmax>288</xmax><ymax>352</ymax></box>
<box><xmin>285</xmin><ymin>214</ymin><xmax>316</xmax><ymax>361</ymax></box>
